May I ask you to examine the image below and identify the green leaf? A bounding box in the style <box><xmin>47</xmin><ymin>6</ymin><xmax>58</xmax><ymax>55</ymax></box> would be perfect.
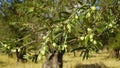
<box><xmin>92</xmin><ymin>0</ymin><xmax>97</xmax><ymax>6</ymax></box>
<box><xmin>85</xmin><ymin>34</ymin><xmax>90</xmax><ymax>46</ymax></box>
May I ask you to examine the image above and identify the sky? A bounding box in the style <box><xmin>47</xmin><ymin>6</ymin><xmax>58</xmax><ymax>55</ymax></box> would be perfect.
<box><xmin>0</xmin><ymin>0</ymin><xmax>23</xmax><ymax>5</ymax></box>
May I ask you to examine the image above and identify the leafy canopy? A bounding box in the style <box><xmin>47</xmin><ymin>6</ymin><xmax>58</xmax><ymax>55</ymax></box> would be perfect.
<box><xmin>0</xmin><ymin>0</ymin><xmax>120</xmax><ymax>60</ymax></box>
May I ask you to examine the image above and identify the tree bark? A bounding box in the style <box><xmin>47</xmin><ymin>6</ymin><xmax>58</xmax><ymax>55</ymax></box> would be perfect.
<box><xmin>42</xmin><ymin>51</ymin><xmax>64</xmax><ymax>68</ymax></box>
<box><xmin>73</xmin><ymin>51</ymin><xmax>76</xmax><ymax>57</ymax></box>
<box><xmin>16</xmin><ymin>46</ymin><xmax>27</xmax><ymax>62</ymax></box>
<box><xmin>110</xmin><ymin>49</ymin><xmax>119</xmax><ymax>58</ymax></box>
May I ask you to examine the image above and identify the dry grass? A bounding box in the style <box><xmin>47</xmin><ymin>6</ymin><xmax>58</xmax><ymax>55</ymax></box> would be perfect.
<box><xmin>63</xmin><ymin>51</ymin><xmax>120</xmax><ymax>68</ymax></box>
<box><xmin>0</xmin><ymin>50</ymin><xmax>120</xmax><ymax>68</ymax></box>
<box><xmin>0</xmin><ymin>54</ymin><xmax>42</xmax><ymax>68</ymax></box>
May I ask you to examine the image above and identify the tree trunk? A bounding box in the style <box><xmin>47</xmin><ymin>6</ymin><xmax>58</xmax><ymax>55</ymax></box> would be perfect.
<box><xmin>110</xmin><ymin>49</ymin><xmax>119</xmax><ymax>58</ymax></box>
<box><xmin>16</xmin><ymin>46</ymin><xmax>27</xmax><ymax>62</ymax></box>
<box><xmin>73</xmin><ymin>51</ymin><xmax>76</xmax><ymax>57</ymax></box>
<box><xmin>42</xmin><ymin>51</ymin><xmax>64</xmax><ymax>68</ymax></box>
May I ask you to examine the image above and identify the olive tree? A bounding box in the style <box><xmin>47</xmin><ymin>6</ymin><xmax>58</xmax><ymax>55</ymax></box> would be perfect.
<box><xmin>0</xmin><ymin>0</ymin><xmax>120</xmax><ymax>68</ymax></box>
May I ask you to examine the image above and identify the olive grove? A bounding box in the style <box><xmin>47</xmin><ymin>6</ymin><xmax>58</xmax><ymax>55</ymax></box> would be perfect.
<box><xmin>0</xmin><ymin>0</ymin><xmax>120</xmax><ymax>68</ymax></box>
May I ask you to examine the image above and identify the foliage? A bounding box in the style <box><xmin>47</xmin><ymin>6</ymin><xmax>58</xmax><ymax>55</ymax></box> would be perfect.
<box><xmin>0</xmin><ymin>0</ymin><xmax>120</xmax><ymax>62</ymax></box>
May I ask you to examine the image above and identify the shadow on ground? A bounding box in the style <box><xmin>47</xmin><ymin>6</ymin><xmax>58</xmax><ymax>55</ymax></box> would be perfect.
<box><xmin>0</xmin><ymin>61</ymin><xmax>8</xmax><ymax>66</ymax></box>
<box><xmin>75</xmin><ymin>62</ymin><xmax>107</xmax><ymax>68</ymax></box>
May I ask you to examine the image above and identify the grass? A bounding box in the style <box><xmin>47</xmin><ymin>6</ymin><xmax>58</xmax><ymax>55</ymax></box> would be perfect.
<box><xmin>63</xmin><ymin>51</ymin><xmax>120</xmax><ymax>68</ymax></box>
<box><xmin>0</xmin><ymin>54</ymin><xmax>42</xmax><ymax>68</ymax></box>
<box><xmin>0</xmin><ymin>50</ymin><xmax>120</xmax><ymax>68</ymax></box>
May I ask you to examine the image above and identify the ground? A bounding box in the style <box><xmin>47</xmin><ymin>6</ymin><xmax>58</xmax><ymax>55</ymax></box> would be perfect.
<box><xmin>0</xmin><ymin>50</ymin><xmax>120</xmax><ymax>68</ymax></box>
